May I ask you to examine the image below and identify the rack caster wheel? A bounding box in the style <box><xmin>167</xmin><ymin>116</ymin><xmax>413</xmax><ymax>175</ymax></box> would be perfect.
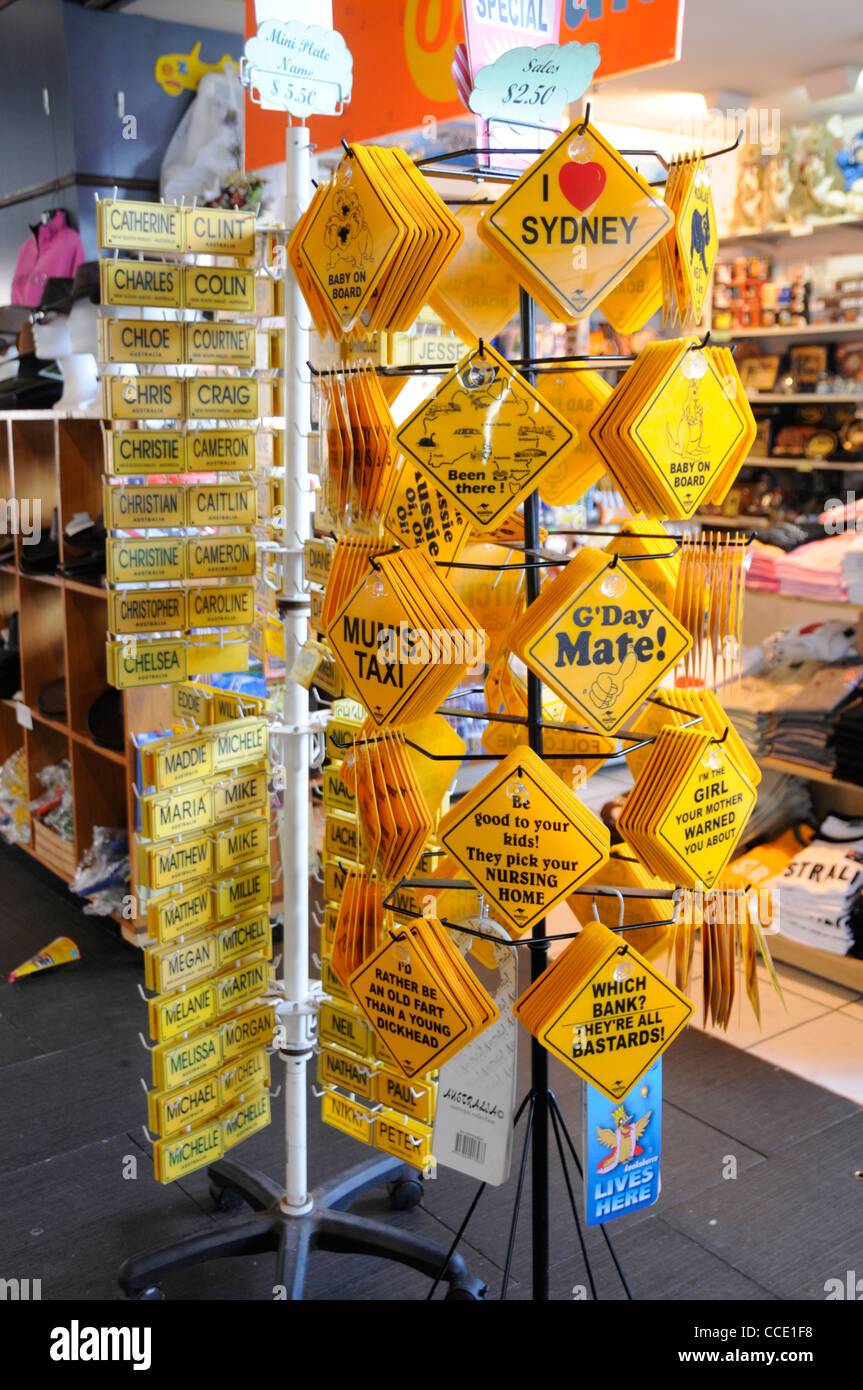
<box><xmin>388</xmin><ymin>1175</ymin><xmax>424</xmax><ymax>1211</ymax></box>
<box><xmin>135</xmin><ymin>1286</ymin><xmax>165</xmax><ymax>1301</ymax></box>
<box><xmin>444</xmin><ymin>1281</ymin><xmax>488</xmax><ymax>1301</ymax></box>
<box><xmin>209</xmin><ymin>1179</ymin><xmax>245</xmax><ymax>1212</ymax></box>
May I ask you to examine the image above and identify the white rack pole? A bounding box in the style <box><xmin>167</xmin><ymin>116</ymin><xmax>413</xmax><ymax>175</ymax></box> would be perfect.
<box><xmin>279</xmin><ymin>122</ymin><xmax>314</xmax><ymax>1215</ymax></box>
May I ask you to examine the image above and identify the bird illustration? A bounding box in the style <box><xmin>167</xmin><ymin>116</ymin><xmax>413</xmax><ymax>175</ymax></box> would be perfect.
<box><xmin>154</xmin><ymin>43</ymin><xmax>236</xmax><ymax>96</ymax></box>
<box><xmin>595</xmin><ymin>1104</ymin><xmax>652</xmax><ymax>1173</ymax></box>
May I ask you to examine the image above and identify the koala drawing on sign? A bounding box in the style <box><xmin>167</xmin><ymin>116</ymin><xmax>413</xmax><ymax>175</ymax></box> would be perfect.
<box><xmin>324</xmin><ymin>189</ymin><xmax>374</xmax><ymax>269</ymax></box>
<box><xmin>690</xmin><ymin>206</ymin><xmax>711</xmax><ymax>274</ymax></box>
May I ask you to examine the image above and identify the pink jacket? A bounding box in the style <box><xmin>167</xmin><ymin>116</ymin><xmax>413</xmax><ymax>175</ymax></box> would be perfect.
<box><xmin>11</xmin><ymin>211</ymin><xmax>85</xmax><ymax>308</ymax></box>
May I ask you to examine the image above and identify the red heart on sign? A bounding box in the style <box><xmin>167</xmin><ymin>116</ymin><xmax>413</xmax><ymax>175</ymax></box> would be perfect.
<box><xmin>558</xmin><ymin>161</ymin><xmax>606</xmax><ymax>212</ymax></box>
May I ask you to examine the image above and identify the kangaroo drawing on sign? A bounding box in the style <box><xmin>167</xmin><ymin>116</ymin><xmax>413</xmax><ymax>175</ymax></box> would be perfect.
<box><xmin>324</xmin><ymin>189</ymin><xmax>373</xmax><ymax>270</ymax></box>
<box><xmin>690</xmin><ymin>206</ymin><xmax>711</xmax><ymax>274</ymax></box>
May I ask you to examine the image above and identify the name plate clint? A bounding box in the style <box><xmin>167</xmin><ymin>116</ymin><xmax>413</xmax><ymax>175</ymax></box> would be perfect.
<box><xmin>184</xmin><ymin>208</ymin><xmax>256</xmax><ymax>256</ymax></box>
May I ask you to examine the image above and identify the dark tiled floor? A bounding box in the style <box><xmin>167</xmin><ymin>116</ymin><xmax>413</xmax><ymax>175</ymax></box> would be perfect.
<box><xmin>1</xmin><ymin>842</ymin><xmax>861</xmax><ymax>1300</ymax></box>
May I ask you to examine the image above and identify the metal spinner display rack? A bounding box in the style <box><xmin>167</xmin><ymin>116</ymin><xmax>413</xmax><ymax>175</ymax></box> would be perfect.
<box><xmin>119</xmin><ymin>117</ymin><xmax>739</xmax><ymax>1302</ymax></box>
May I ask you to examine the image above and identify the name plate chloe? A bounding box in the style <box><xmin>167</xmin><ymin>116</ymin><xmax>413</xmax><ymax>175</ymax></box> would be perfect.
<box><xmin>184</xmin><ymin>208</ymin><xmax>256</xmax><ymax>256</ymax></box>
<box><xmin>100</xmin><ymin>259</ymin><xmax>182</xmax><ymax>308</ymax></box>
<box><xmin>185</xmin><ymin>322</ymin><xmax>257</xmax><ymax>367</ymax></box>
<box><xmin>183</xmin><ymin>266</ymin><xmax>256</xmax><ymax>313</ymax></box>
<box><xmin>98</xmin><ymin>200</ymin><xmax>183</xmax><ymax>252</ymax></box>
<box><xmin>186</xmin><ymin>378</ymin><xmax>259</xmax><ymax>421</ymax></box>
<box><xmin>107</xmin><ymin>537</ymin><xmax>185</xmax><ymax>583</ymax></box>
<box><xmin>104</xmin><ymin>375</ymin><xmax>184</xmax><ymax>421</ymax></box>
<box><xmin>104</xmin><ymin>483</ymin><xmax>184</xmax><ymax>529</ymax></box>
<box><xmin>105</xmin><ymin>429</ymin><xmax>187</xmax><ymax>476</ymax></box>
<box><xmin>100</xmin><ymin>319</ymin><xmax>184</xmax><ymax>365</ymax></box>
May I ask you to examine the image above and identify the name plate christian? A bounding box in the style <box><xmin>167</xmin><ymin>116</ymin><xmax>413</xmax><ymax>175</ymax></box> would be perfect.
<box><xmin>104</xmin><ymin>483</ymin><xmax>184</xmax><ymax>529</ymax></box>
<box><xmin>105</xmin><ymin>429</ymin><xmax>187</xmax><ymax>476</ymax></box>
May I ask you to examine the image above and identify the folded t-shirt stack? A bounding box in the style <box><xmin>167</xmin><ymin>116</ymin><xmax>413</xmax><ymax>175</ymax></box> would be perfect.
<box><xmin>768</xmin><ymin>659</ymin><xmax>863</xmax><ymax>772</ymax></box>
<box><xmin>773</xmin><ymin>534</ymin><xmax>850</xmax><ymax>602</ymax></box>
<box><xmin>720</xmin><ymin>659</ymin><xmax>822</xmax><ymax>756</ymax></box>
<box><xmin>740</xmin><ymin>769</ymin><xmax>813</xmax><ymax>847</ymax></box>
<box><xmin>841</xmin><ymin>537</ymin><xmax>863</xmax><ymax>604</ymax></box>
<box><xmin>777</xmin><ymin>821</ymin><xmax>863</xmax><ymax>956</ymax></box>
<box><xmin>833</xmin><ymin>697</ymin><xmax>863</xmax><ymax>786</ymax></box>
<box><xmin>746</xmin><ymin>541</ymin><xmax>782</xmax><ymax>592</ymax></box>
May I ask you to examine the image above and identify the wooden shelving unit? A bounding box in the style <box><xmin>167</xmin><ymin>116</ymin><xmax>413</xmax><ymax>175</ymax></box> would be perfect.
<box><xmin>0</xmin><ymin>411</ymin><xmax>149</xmax><ymax>945</ymax></box>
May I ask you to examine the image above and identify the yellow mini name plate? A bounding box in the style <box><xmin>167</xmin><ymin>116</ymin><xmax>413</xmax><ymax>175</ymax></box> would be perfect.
<box><xmin>100</xmin><ymin>259</ymin><xmax>182</xmax><ymax>308</ymax></box>
<box><xmin>100</xmin><ymin>319</ymin><xmax>184</xmax><ymax>365</ymax></box>
<box><xmin>152</xmin><ymin>1020</ymin><xmax>222</xmax><ymax>1089</ymax></box>
<box><xmin>148</xmin><ymin>976</ymin><xmax>216</xmax><ymax>1043</ymax></box>
<box><xmin>185</xmin><ymin>321</ymin><xmax>257</xmax><ymax>367</ymax></box>
<box><xmin>321</xmin><ymin>1090</ymin><xmax>374</xmax><ymax>1144</ymax></box>
<box><xmin>186</xmin><ymin>483</ymin><xmax>257</xmax><ymax>527</ymax></box>
<box><xmin>188</xmin><ymin>584</ymin><xmax>255</xmax><ymax>629</ymax></box>
<box><xmin>318</xmin><ymin>1046</ymin><xmax>376</xmax><ymax>1102</ymax></box>
<box><xmin>186</xmin><ymin>533</ymin><xmax>257</xmax><ymax>579</ymax></box>
<box><xmin>373</xmin><ymin>1107</ymin><xmax>434</xmax><ymax>1173</ymax></box>
<box><xmin>221</xmin><ymin>1088</ymin><xmax>271</xmax><ymax>1151</ymax></box>
<box><xmin>146</xmin><ymin>932</ymin><xmax>219</xmax><ymax>996</ymax></box>
<box><xmin>108</xmin><ymin>587</ymin><xmax>186</xmax><ymax>636</ymax></box>
<box><xmin>141</xmin><ymin>782</ymin><xmax>214</xmax><ymax>842</ymax></box>
<box><xmin>183</xmin><ymin>265</ymin><xmax>256</xmax><ymax>313</ymax></box>
<box><xmin>105</xmin><ymin>429</ymin><xmax>187</xmax><ymax>475</ymax></box>
<box><xmin>186</xmin><ymin>378</ymin><xmax>259</xmax><ymax>421</ymax></box>
<box><xmin>104</xmin><ymin>376</ymin><xmax>184</xmax><ymax>422</ymax></box>
<box><xmin>107</xmin><ymin>638</ymin><xmax>187</xmax><ymax>689</ymax></box>
<box><xmin>99</xmin><ymin>199</ymin><xmax>183</xmax><ymax>251</ymax></box>
<box><xmin>186</xmin><ymin>429</ymin><xmax>258</xmax><ymax>471</ymax></box>
<box><xmin>142</xmin><ymin>831</ymin><xmax>214</xmax><ymax>893</ymax></box>
<box><xmin>214</xmin><ymin>816</ymin><xmax>270</xmax><ymax>872</ymax></box>
<box><xmin>104</xmin><ymin>483</ymin><xmax>184</xmax><ymax>528</ymax></box>
<box><xmin>183</xmin><ymin>207</ymin><xmax>256</xmax><ymax>257</ymax></box>
<box><xmin>148</xmin><ymin>881</ymin><xmax>214</xmax><ymax>945</ymax></box>
<box><xmin>154</xmin><ymin>1118</ymin><xmax>223</xmax><ymax>1184</ymax></box>
<box><xmin>107</xmin><ymin>537</ymin><xmax>186</xmax><ymax>584</ymax></box>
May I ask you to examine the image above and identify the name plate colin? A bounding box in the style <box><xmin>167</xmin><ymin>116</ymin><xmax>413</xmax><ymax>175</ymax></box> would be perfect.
<box><xmin>183</xmin><ymin>266</ymin><xmax>256</xmax><ymax>313</ymax></box>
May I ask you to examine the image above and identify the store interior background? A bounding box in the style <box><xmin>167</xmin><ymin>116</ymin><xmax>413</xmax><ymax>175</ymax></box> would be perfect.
<box><xmin>1</xmin><ymin>0</ymin><xmax>863</xmax><ymax>1300</ymax></box>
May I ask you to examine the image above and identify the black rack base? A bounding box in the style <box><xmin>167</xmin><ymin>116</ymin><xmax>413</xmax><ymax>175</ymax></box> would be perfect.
<box><xmin>118</xmin><ymin>1155</ymin><xmax>488</xmax><ymax>1301</ymax></box>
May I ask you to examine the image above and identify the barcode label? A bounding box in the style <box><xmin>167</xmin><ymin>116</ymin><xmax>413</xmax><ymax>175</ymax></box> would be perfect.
<box><xmin>454</xmin><ymin>1131</ymin><xmax>486</xmax><ymax>1164</ymax></box>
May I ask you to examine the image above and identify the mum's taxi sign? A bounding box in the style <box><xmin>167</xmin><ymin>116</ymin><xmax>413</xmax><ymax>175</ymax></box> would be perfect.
<box><xmin>241</xmin><ymin>18</ymin><xmax>353</xmax><ymax>117</ymax></box>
